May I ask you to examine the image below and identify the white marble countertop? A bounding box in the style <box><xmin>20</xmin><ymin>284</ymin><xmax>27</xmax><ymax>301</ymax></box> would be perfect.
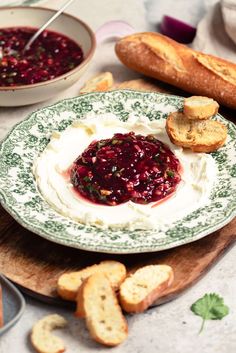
<box><xmin>0</xmin><ymin>1</ymin><xmax>235</xmax><ymax>352</ymax></box>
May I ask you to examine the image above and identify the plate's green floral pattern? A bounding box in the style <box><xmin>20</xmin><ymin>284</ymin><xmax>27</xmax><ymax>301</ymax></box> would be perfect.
<box><xmin>0</xmin><ymin>91</ymin><xmax>235</xmax><ymax>254</ymax></box>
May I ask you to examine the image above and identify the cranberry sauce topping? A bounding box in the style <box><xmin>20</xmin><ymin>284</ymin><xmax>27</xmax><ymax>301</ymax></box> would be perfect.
<box><xmin>70</xmin><ymin>132</ymin><xmax>181</xmax><ymax>206</ymax></box>
<box><xmin>0</xmin><ymin>27</ymin><xmax>84</xmax><ymax>86</ymax></box>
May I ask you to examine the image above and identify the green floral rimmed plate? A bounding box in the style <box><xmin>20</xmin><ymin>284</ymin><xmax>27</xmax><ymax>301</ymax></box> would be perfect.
<box><xmin>0</xmin><ymin>91</ymin><xmax>235</xmax><ymax>254</ymax></box>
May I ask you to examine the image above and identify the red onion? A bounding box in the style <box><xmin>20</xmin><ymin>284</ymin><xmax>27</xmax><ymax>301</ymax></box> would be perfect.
<box><xmin>95</xmin><ymin>20</ymin><xmax>135</xmax><ymax>44</ymax></box>
<box><xmin>160</xmin><ymin>15</ymin><xmax>196</xmax><ymax>44</ymax></box>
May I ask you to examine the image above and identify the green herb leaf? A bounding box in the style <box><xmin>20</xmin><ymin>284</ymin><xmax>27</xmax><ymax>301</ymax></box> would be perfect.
<box><xmin>166</xmin><ymin>170</ymin><xmax>175</xmax><ymax>178</ymax></box>
<box><xmin>111</xmin><ymin>139</ymin><xmax>119</xmax><ymax>145</ymax></box>
<box><xmin>6</xmin><ymin>78</ymin><xmax>14</xmax><ymax>84</ymax></box>
<box><xmin>86</xmin><ymin>183</ymin><xmax>96</xmax><ymax>194</ymax></box>
<box><xmin>83</xmin><ymin>176</ymin><xmax>90</xmax><ymax>183</ymax></box>
<box><xmin>191</xmin><ymin>293</ymin><xmax>229</xmax><ymax>333</ymax></box>
<box><xmin>97</xmin><ymin>141</ymin><xmax>106</xmax><ymax>149</ymax></box>
<box><xmin>68</xmin><ymin>63</ymin><xmax>75</xmax><ymax>70</ymax></box>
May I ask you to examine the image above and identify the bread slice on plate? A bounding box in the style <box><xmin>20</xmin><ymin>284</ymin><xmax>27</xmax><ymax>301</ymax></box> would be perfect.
<box><xmin>75</xmin><ymin>273</ymin><xmax>128</xmax><ymax>347</ymax></box>
<box><xmin>166</xmin><ymin>112</ymin><xmax>227</xmax><ymax>152</ymax></box>
<box><xmin>80</xmin><ymin>72</ymin><xmax>113</xmax><ymax>93</ymax></box>
<box><xmin>31</xmin><ymin>314</ymin><xmax>67</xmax><ymax>353</ymax></box>
<box><xmin>183</xmin><ymin>96</ymin><xmax>219</xmax><ymax>120</ymax></box>
<box><xmin>119</xmin><ymin>265</ymin><xmax>174</xmax><ymax>313</ymax></box>
<box><xmin>57</xmin><ymin>260</ymin><xmax>126</xmax><ymax>301</ymax></box>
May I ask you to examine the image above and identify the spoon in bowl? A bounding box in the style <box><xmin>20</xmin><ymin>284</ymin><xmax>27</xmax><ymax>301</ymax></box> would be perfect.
<box><xmin>23</xmin><ymin>0</ymin><xmax>76</xmax><ymax>53</ymax></box>
<box><xmin>0</xmin><ymin>0</ymin><xmax>76</xmax><ymax>60</ymax></box>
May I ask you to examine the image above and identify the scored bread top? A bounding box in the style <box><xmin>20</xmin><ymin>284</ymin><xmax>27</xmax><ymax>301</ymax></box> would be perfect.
<box><xmin>115</xmin><ymin>32</ymin><xmax>236</xmax><ymax>109</ymax></box>
<box><xmin>119</xmin><ymin>264</ymin><xmax>174</xmax><ymax>313</ymax></box>
<box><xmin>76</xmin><ymin>273</ymin><xmax>128</xmax><ymax>347</ymax></box>
<box><xmin>57</xmin><ymin>260</ymin><xmax>126</xmax><ymax>301</ymax></box>
<box><xmin>166</xmin><ymin>112</ymin><xmax>227</xmax><ymax>152</ymax></box>
<box><xmin>183</xmin><ymin>96</ymin><xmax>219</xmax><ymax>120</ymax></box>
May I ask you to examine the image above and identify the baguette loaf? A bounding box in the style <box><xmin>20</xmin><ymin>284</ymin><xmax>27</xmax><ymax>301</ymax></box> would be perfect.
<box><xmin>119</xmin><ymin>265</ymin><xmax>174</xmax><ymax>313</ymax></box>
<box><xmin>75</xmin><ymin>273</ymin><xmax>128</xmax><ymax>347</ymax></box>
<box><xmin>166</xmin><ymin>112</ymin><xmax>227</xmax><ymax>152</ymax></box>
<box><xmin>57</xmin><ymin>260</ymin><xmax>126</xmax><ymax>301</ymax></box>
<box><xmin>115</xmin><ymin>32</ymin><xmax>236</xmax><ymax>109</ymax></box>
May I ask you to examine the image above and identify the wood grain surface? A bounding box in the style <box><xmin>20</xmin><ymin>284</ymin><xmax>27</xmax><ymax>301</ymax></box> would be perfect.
<box><xmin>0</xmin><ymin>78</ymin><xmax>235</xmax><ymax>306</ymax></box>
<box><xmin>0</xmin><ymin>206</ymin><xmax>235</xmax><ymax>305</ymax></box>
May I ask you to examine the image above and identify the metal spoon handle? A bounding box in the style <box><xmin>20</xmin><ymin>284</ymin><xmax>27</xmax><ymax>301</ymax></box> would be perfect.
<box><xmin>24</xmin><ymin>0</ymin><xmax>75</xmax><ymax>52</ymax></box>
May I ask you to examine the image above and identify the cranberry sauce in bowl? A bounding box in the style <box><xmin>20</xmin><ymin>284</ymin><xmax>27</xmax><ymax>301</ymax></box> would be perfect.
<box><xmin>0</xmin><ymin>27</ymin><xmax>84</xmax><ymax>86</ymax></box>
<box><xmin>70</xmin><ymin>132</ymin><xmax>181</xmax><ymax>206</ymax></box>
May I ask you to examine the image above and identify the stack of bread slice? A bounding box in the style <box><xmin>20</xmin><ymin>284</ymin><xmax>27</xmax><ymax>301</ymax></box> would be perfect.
<box><xmin>166</xmin><ymin>96</ymin><xmax>227</xmax><ymax>152</ymax></box>
<box><xmin>75</xmin><ymin>272</ymin><xmax>128</xmax><ymax>347</ymax></box>
<box><xmin>57</xmin><ymin>260</ymin><xmax>127</xmax><ymax>301</ymax></box>
<box><xmin>57</xmin><ymin>261</ymin><xmax>174</xmax><ymax>347</ymax></box>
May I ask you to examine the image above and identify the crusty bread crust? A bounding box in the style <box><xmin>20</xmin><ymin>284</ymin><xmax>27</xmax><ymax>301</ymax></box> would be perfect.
<box><xmin>76</xmin><ymin>273</ymin><xmax>128</xmax><ymax>347</ymax></box>
<box><xmin>115</xmin><ymin>32</ymin><xmax>236</xmax><ymax>109</ymax></box>
<box><xmin>119</xmin><ymin>265</ymin><xmax>174</xmax><ymax>313</ymax></box>
<box><xmin>57</xmin><ymin>260</ymin><xmax>126</xmax><ymax>301</ymax></box>
<box><xmin>74</xmin><ymin>283</ymin><xmax>86</xmax><ymax>318</ymax></box>
<box><xmin>183</xmin><ymin>96</ymin><xmax>219</xmax><ymax>120</ymax></box>
<box><xmin>31</xmin><ymin>314</ymin><xmax>67</xmax><ymax>353</ymax></box>
<box><xmin>166</xmin><ymin>112</ymin><xmax>227</xmax><ymax>152</ymax></box>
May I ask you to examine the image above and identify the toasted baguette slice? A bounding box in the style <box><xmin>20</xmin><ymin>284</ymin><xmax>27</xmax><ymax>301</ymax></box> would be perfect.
<box><xmin>119</xmin><ymin>265</ymin><xmax>174</xmax><ymax>313</ymax></box>
<box><xmin>80</xmin><ymin>72</ymin><xmax>113</xmax><ymax>93</ymax></box>
<box><xmin>57</xmin><ymin>260</ymin><xmax>126</xmax><ymax>301</ymax></box>
<box><xmin>0</xmin><ymin>285</ymin><xmax>3</xmax><ymax>328</ymax></box>
<box><xmin>166</xmin><ymin>112</ymin><xmax>227</xmax><ymax>152</ymax></box>
<box><xmin>183</xmin><ymin>96</ymin><xmax>219</xmax><ymax>120</ymax></box>
<box><xmin>76</xmin><ymin>273</ymin><xmax>128</xmax><ymax>347</ymax></box>
<box><xmin>31</xmin><ymin>314</ymin><xmax>67</xmax><ymax>353</ymax></box>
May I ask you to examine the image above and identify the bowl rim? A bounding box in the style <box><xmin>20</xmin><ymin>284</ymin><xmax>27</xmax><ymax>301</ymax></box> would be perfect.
<box><xmin>0</xmin><ymin>274</ymin><xmax>25</xmax><ymax>336</ymax></box>
<box><xmin>0</xmin><ymin>6</ymin><xmax>96</xmax><ymax>91</ymax></box>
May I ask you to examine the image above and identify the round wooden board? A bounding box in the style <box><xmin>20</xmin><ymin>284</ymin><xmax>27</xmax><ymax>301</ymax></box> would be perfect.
<box><xmin>0</xmin><ymin>78</ymin><xmax>235</xmax><ymax>306</ymax></box>
<box><xmin>0</xmin><ymin>205</ymin><xmax>235</xmax><ymax>306</ymax></box>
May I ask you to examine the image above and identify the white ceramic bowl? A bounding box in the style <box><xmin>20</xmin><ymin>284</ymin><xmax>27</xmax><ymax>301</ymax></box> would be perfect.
<box><xmin>0</xmin><ymin>6</ymin><xmax>96</xmax><ymax>106</ymax></box>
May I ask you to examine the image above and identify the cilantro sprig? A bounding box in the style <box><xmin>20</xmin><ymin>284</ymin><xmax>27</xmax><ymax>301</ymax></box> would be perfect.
<box><xmin>191</xmin><ymin>293</ymin><xmax>229</xmax><ymax>333</ymax></box>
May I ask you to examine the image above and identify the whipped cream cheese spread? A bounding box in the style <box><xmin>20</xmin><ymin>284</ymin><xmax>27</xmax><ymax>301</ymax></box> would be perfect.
<box><xmin>33</xmin><ymin>113</ymin><xmax>217</xmax><ymax>230</ymax></box>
